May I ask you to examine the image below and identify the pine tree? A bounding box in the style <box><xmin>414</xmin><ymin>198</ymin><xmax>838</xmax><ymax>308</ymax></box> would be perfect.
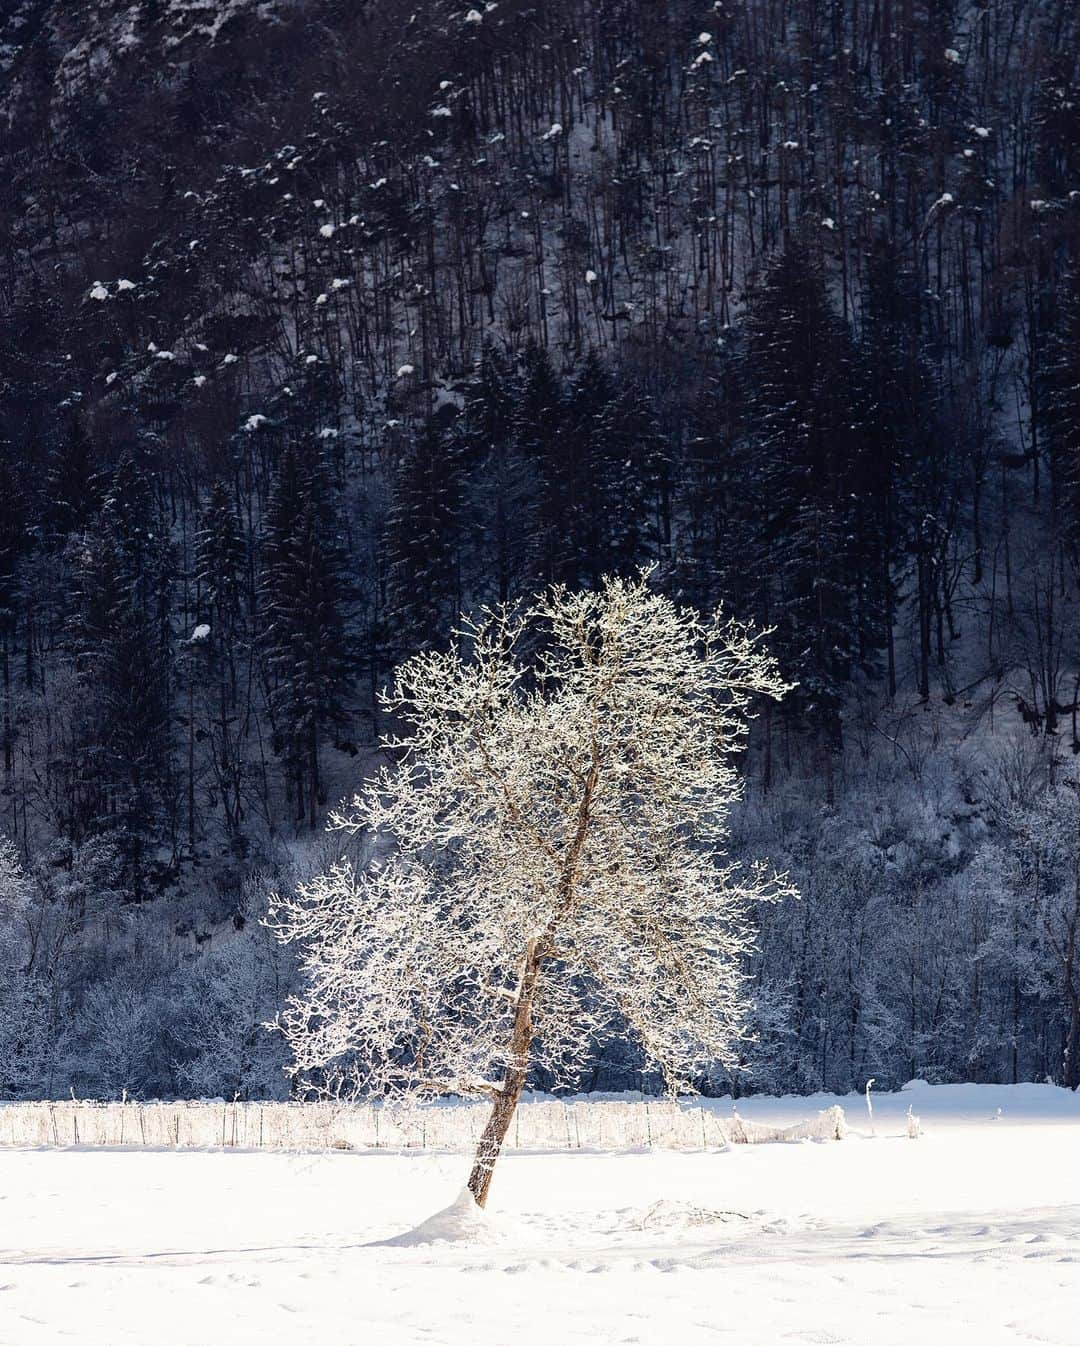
<box><xmin>738</xmin><ymin>240</ymin><xmax>864</xmax><ymax>750</ymax></box>
<box><xmin>596</xmin><ymin>368</ymin><xmax>670</xmax><ymax>573</ymax></box>
<box><xmin>458</xmin><ymin>341</ymin><xmax>515</xmax><ymax>476</ymax></box>
<box><xmin>857</xmin><ymin>236</ymin><xmax>940</xmax><ymax>698</ymax></box>
<box><xmin>383</xmin><ymin>422</ymin><xmax>466</xmax><ymax>653</ymax></box>
<box><xmin>459</xmin><ymin>345</ymin><xmax>536</xmax><ymax>605</ymax></box>
<box><xmin>68</xmin><ymin>457</ymin><xmax>175</xmax><ymax>890</ymax></box>
<box><xmin>45</xmin><ymin>413</ymin><xmax>102</xmax><ymax>543</ymax></box>
<box><xmin>197</xmin><ymin>480</ymin><xmax>246</xmax><ymax>651</ymax></box>
<box><xmin>1033</xmin><ymin>58</ymin><xmax>1080</xmax><ymax>201</ymax></box>
<box><xmin>514</xmin><ymin>343</ymin><xmax>571</xmax><ymax>586</ymax></box>
<box><xmin>261</xmin><ymin>444</ymin><xmax>351</xmax><ymax>828</ymax></box>
<box><xmin>672</xmin><ymin>360</ymin><xmax>748</xmax><ymax>616</ymax></box>
<box><xmin>194</xmin><ymin>480</ymin><xmax>249</xmax><ymax>839</ymax></box>
<box><xmin>0</xmin><ymin>448</ymin><xmax>27</xmax><ymax>790</ymax></box>
<box><xmin>564</xmin><ymin>351</ymin><xmax>661</xmax><ymax>587</ymax></box>
<box><xmin>563</xmin><ymin>349</ymin><xmax>610</xmax><ymax>586</ymax></box>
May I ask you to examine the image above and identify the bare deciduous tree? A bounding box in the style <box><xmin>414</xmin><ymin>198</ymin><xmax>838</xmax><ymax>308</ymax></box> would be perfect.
<box><xmin>270</xmin><ymin>573</ymin><xmax>794</xmax><ymax>1204</ymax></box>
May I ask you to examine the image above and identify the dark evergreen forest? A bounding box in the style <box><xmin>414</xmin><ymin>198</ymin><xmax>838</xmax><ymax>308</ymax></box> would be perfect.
<box><xmin>1</xmin><ymin>0</ymin><xmax>1079</xmax><ymax>1099</ymax></box>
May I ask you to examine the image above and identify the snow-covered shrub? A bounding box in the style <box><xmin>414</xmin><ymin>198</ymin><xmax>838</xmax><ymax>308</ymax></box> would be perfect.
<box><xmin>170</xmin><ymin>930</ymin><xmax>291</xmax><ymax>1100</ymax></box>
<box><xmin>66</xmin><ymin>970</ymin><xmax>174</xmax><ymax>1099</ymax></box>
<box><xmin>0</xmin><ymin>840</ymin><xmax>50</xmax><ymax>1098</ymax></box>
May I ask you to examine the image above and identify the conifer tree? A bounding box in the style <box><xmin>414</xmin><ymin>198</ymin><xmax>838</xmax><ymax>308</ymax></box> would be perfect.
<box><xmin>197</xmin><ymin>480</ymin><xmax>247</xmax><ymax>657</ymax></box>
<box><xmin>383</xmin><ymin>422</ymin><xmax>466</xmax><ymax>653</ymax></box>
<box><xmin>673</xmin><ymin>362</ymin><xmax>748</xmax><ymax>616</ymax></box>
<box><xmin>68</xmin><ymin>457</ymin><xmax>175</xmax><ymax>889</ymax></box>
<box><xmin>460</xmin><ymin>345</ymin><xmax>536</xmax><ymax>604</ymax></box>
<box><xmin>261</xmin><ymin>444</ymin><xmax>350</xmax><ymax>828</ymax></box>
<box><xmin>458</xmin><ymin>341</ymin><xmax>515</xmax><ymax>477</ymax></box>
<box><xmin>563</xmin><ymin>349</ymin><xmax>610</xmax><ymax>586</ymax></box>
<box><xmin>195</xmin><ymin>480</ymin><xmax>249</xmax><ymax>838</ymax></box>
<box><xmin>597</xmin><ymin>369</ymin><xmax>670</xmax><ymax>573</ymax></box>
<box><xmin>514</xmin><ymin>343</ymin><xmax>571</xmax><ymax>586</ymax></box>
<box><xmin>564</xmin><ymin>352</ymin><xmax>663</xmax><ymax>587</ymax></box>
<box><xmin>856</xmin><ymin>237</ymin><xmax>941</xmax><ymax>698</ymax></box>
<box><xmin>0</xmin><ymin>449</ymin><xmax>27</xmax><ymax>789</ymax></box>
<box><xmin>738</xmin><ymin>240</ymin><xmax>863</xmax><ymax>751</ymax></box>
<box><xmin>45</xmin><ymin>413</ymin><xmax>101</xmax><ymax>544</ymax></box>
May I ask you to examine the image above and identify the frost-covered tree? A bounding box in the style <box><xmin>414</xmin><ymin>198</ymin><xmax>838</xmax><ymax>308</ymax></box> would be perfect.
<box><xmin>68</xmin><ymin>972</ymin><xmax>171</xmax><ymax>1099</ymax></box>
<box><xmin>171</xmin><ymin>933</ymin><xmax>291</xmax><ymax>1101</ymax></box>
<box><xmin>271</xmin><ymin>573</ymin><xmax>793</xmax><ymax>1205</ymax></box>
<box><xmin>0</xmin><ymin>839</ymin><xmax>48</xmax><ymax>1098</ymax></box>
<box><xmin>1000</xmin><ymin>782</ymin><xmax>1080</xmax><ymax>1089</ymax></box>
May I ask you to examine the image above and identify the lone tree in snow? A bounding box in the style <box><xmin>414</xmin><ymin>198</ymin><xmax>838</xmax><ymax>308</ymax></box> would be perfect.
<box><xmin>270</xmin><ymin>573</ymin><xmax>794</xmax><ymax>1206</ymax></box>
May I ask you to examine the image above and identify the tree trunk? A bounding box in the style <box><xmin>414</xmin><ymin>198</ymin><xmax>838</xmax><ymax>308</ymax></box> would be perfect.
<box><xmin>308</xmin><ymin>724</ymin><xmax>319</xmax><ymax>830</ymax></box>
<box><xmin>917</xmin><ymin>552</ymin><xmax>931</xmax><ymax>699</ymax></box>
<box><xmin>466</xmin><ymin>742</ymin><xmax>598</xmax><ymax>1207</ymax></box>
<box><xmin>467</xmin><ymin>939</ymin><xmax>541</xmax><ymax>1207</ymax></box>
<box><xmin>1064</xmin><ymin>994</ymin><xmax>1080</xmax><ymax>1090</ymax></box>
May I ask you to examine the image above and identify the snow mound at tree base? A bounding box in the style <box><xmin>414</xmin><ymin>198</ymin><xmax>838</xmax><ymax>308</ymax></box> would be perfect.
<box><xmin>378</xmin><ymin>1188</ymin><xmax>504</xmax><ymax>1247</ymax></box>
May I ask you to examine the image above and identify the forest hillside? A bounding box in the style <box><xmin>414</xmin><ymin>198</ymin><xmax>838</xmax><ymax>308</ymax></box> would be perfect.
<box><xmin>0</xmin><ymin>0</ymin><xmax>1078</xmax><ymax>1098</ymax></box>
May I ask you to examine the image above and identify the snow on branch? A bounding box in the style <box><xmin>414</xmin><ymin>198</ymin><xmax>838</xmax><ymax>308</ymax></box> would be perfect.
<box><xmin>269</xmin><ymin>572</ymin><xmax>796</xmax><ymax>1107</ymax></box>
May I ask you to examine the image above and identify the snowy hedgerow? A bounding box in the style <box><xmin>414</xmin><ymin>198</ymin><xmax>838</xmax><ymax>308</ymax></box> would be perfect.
<box><xmin>270</xmin><ymin>573</ymin><xmax>794</xmax><ymax>1204</ymax></box>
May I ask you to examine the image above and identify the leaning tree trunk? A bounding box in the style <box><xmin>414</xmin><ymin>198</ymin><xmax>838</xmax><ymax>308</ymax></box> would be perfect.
<box><xmin>467</xmin><ymin>749</ymin><xmax>598</xmax><ymax>1206</ymax></box>
<box><xmin>467</xmin><ymin>940</ymin><xmax>541</xmax><ymax>1207</ymax></box>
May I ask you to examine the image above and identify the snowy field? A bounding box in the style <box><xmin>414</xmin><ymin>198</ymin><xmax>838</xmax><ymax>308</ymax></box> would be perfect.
<box><xmin>2</xmin><ymin>1083</ymin><xmax>1079</xmax><ymax>1346</ymax></box>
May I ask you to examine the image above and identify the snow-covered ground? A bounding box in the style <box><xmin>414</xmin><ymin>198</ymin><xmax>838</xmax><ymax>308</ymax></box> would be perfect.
<box><xmin>2</xmin><ymin>1083</ymin><xmax>1078</xmax><ymax>1346</ymax></box>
